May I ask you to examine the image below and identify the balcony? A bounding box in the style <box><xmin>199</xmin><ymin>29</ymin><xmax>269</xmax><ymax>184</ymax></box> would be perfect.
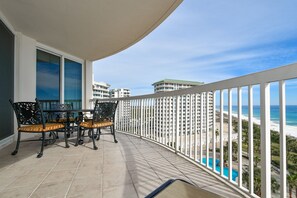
<box><xmin>0</xmin><ymin>131</ymin><xmax>242</xmax><ymax>198</ymax></box>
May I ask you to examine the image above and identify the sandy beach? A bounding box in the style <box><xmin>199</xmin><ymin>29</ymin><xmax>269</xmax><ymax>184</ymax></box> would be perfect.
<box><xmin>217</xmin><ymin>111</ymin><xmax>297</xmax><ymax>138</ymax></box>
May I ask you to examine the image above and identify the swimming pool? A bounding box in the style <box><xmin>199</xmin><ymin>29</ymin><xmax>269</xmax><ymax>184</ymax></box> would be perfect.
<box><xmin>202</xmin><ymin>158</ymin><xmax>238</xmax><ymax>181</ymax></box>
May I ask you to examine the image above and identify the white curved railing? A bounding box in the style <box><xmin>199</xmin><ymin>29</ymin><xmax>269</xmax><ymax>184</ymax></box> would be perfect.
<box><xmin>94</xmin><ymin>63</ymin><xmax>297</xmax><ymax>198</ymax></box>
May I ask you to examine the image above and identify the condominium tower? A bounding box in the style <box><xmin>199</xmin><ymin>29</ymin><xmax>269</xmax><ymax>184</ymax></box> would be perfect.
<box><xmin>152</xmin><ymin>79</ymin><xmax>214</xmax><ymax>148</ymax></box>
<box><xmin>110</xmin><ymin>88</ymin><xmax>131</xmax><ymax>125</ymax></box>
<box><xmin>93</xmin><ymin>81</ymin><xmax>110</xmax><ymax>99</ymax></box>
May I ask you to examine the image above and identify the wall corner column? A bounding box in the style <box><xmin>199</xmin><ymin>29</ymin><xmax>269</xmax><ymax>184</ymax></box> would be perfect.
<box><xmin>85</xmin><ymin>60</ymin><xmax>93</xmax><ymax>109</ymax></box>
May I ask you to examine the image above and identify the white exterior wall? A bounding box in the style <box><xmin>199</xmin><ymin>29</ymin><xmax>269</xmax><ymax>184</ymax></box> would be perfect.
<box><xmin>15</xmin><ymin>33</ymin><xmax>37</xmax><ymax>101</ymax></box>
<box><xmin>0</xmin><ymin>12</ymin><xmax>92</xmax><ymax>146</ymax></box>
<box><xmin>85</xmin><ymin>60</ymin><xmax>93</xmax><ymax>109</ymax></box>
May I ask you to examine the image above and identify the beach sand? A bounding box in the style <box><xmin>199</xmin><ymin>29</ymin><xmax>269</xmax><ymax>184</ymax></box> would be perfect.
<box><xmin>216</xmin><ymin>111</ymin><xmax>297</xmax><ymax>138</ymax></box>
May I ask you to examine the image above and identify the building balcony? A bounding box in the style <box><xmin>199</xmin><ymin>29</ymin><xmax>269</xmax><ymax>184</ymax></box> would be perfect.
<box><xmin>0</xmin><ymin>131</ymin><xmax>243</xmax><ymax>198</ymax></box>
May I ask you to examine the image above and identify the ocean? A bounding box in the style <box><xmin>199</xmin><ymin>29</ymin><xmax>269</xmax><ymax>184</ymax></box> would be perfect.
<box><xmin>221</xmin><ymin>105</ymin><xmax>297</xmax><ymax>127</ymax></box>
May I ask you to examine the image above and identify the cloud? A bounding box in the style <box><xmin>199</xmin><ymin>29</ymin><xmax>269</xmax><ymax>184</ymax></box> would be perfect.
<box><xmin>93</xmin><ymin>0</ymin><xmax>297</xmax><ymax>96</ymax></box>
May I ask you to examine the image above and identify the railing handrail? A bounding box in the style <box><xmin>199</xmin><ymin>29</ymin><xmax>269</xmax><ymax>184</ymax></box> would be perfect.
<box><xmin>93</xmin><ymin>63</ymin><xmax>297</xmax><ymax>102</ymax></box>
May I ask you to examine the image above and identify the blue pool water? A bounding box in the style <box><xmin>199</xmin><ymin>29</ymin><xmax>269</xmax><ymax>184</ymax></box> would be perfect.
<box><xmin>202</xmin><ymin>158</ymin><xmax>238</xmax><ymax>181</ymax></box>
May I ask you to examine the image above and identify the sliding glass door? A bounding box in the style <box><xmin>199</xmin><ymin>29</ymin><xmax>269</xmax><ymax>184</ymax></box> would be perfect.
<box><xmin>36</xmin><ymin>49</ymin><xmax>82</xmax><ymax>109</ymax></box>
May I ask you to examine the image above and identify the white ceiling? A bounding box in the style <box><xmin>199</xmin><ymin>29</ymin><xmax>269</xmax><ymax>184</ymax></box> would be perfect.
<box><xmin>0</xmin><ymin>0</ymin><xmax>182</xmax><ymax>61</ymax></box>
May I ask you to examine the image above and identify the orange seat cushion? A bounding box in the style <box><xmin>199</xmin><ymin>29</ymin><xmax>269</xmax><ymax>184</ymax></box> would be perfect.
<box><xmin>80</xmin><ymin>121</ymin><xmax>113</xmax><ymax>128</ymax></box>
<box><xmin>18</xmin><ymin>123</ymin><xmax>65</xmax><ymax>132</ymax></box>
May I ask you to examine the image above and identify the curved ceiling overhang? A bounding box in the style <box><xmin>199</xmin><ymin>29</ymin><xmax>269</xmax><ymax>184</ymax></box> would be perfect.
<box><xmin>0</xmin><ymin>0</ymin><xmax>183</xmax><ymax>61</ymax></box>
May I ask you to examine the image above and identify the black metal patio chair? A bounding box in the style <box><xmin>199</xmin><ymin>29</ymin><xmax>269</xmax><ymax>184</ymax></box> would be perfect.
<box><xmin>9</xmin><ymin>98</ymin><xmax>65</xmax><ymax>158</ymax></box>
<box><xmin>75</xmin><ymin>100</ymin><xmax>118</xmax><ymax>150</ymax></box>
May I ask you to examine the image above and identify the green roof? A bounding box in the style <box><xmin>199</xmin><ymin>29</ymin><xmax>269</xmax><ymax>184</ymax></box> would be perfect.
<box><xmin>152</xmin><ymin>79</ymin><xmax>204</xmax><ymax>86</ymax></box>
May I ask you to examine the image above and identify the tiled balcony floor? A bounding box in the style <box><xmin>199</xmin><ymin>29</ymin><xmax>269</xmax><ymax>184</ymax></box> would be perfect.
<box><xmin>0</xmin><ymin>131</ymin><xmax>244</xmax><ymax>198</ymax></box>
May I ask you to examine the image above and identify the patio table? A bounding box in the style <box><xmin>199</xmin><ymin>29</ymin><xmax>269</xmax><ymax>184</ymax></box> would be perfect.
<box><xmin>44</xmin><ymin>109</ymin><xmax>93</xmax><ymax>147</ymax></box>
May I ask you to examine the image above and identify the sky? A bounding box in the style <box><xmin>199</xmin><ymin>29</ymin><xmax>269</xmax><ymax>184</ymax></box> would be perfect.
<box><xmin>93</xmin><ymin>1</ymin><xmax>297</xmax><ymax>104</ymax></box>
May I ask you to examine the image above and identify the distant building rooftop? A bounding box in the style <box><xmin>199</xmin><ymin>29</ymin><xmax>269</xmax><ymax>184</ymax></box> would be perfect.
<box><xmin>152</xmin><ymin>79</ymin><xmax>204</xmax><ymax>86</ymax></box>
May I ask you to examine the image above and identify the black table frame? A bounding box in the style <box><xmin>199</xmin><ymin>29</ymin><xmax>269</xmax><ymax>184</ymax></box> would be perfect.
<box><xmin>44</xmin><ymin>109</ymin><xmax>93</xmax><ymax>148</ymax></box>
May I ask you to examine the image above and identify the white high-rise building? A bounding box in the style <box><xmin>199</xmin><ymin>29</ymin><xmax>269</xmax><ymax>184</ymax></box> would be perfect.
<box><xmin>111</xmin><ymin>88</ymin><xmax>131</xmax><ymax>127</ymax></box>
<box><xmin>152</xmin><ymin>79</ymin><xmax>213</xmax><ymax>148</ymax></box>
<box><xmin>153</xmin><ymin>79</ymin><xmax>204</xmax><ymax>93</ymax></box>
<box><xmin>110</xmin><ymin>88</ymin><xmax>130</xmax><ymax>98</ymax></box>
<box><xmin>93</xmin><ymin>81</ymin><xmax>110</xmax><ymax>99</ymax></box>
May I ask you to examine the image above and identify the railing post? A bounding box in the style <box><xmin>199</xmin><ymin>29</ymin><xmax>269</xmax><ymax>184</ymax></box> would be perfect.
<box><xmin>279</xmin><ymin>80</ymin><xmax>286</xmax><ymax>198</ymax></box>
<box><xmin>190</xmin><ymin>94</ymin><xmax>193</xmax><ymax>159</ymax></box>
<box><xmin>194</xmin><ymin>94</ymin><xmax>198</xmax><ymax>161</ymax></box>
<box><xmin>248</xmin><ymin>85</ymin><xmax>254</xmax><ymax>194</ymax></box>
<box><xmin>140</xmin><ymin>99</ymin><xmax>143</xmax><ymax>138</ymax></box>
<box><xmin>220</xmin><ymin>90</ymin><xmax>224</xmax><ymax>176</ymax></box>
<box><xmin>260</xmin><ymin>83</ymin><xmax>271</xmax><ymax>198</ymax></box>
<box><xmin>212</xmin><ymin>91</ymin><xmax>216</xmax><ymax>172</ymax></box>
<box><xmin>238</xmin><ymin>87</ymin><xmax>242</xmax><ymax>188</ymax></box>
<box><xmin>175</xmin><ymin>96</ymin><xmax>180</xmax><ymax>154</ymax></box>
<box><xmin>200</xmin><ymin>93</ymin><xmax>204</xmax><ymax>163</ymax></box>
<box><xmin>228</xmin><ymin>88</ymin><xmax>232</xmax><ymax>181</ymax></box>
<box><xmin>206</xmin><ymin>92</ymin><xmax>209</xmax><ymax>167</ymax></box>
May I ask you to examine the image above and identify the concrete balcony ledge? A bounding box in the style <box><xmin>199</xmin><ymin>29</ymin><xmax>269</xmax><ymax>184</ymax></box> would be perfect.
<box><xmin>0</xmin><ymin>131</ymin><xmax>244</xmax><ymax>198</ymax></box>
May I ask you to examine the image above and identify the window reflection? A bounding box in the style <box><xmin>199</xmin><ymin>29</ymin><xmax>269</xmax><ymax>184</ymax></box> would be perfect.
<box><xmin>36</xmin><ymin>50</ymin><xmax>60</xmax><ymax>109</ymax></box>
<box><xmin>64</xmin><ymin>59</ymin><xmax>82</xmax><ymax>109</ymax></box>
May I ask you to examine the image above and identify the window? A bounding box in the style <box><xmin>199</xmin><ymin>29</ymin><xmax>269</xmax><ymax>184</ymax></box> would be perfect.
<box><xmin>36</xmin><ymin>49</ymin><xmax>83</xmax><ymax>109</ymax></box>
<box><xmin>64</xmin><ymin>59</ymin><xmax>82</xmax><ymax>109</ymax></box>
<box><xmin>36</xmin><ymin>50</ymin><xmax>60</xmax><ymax>108</ymax></box>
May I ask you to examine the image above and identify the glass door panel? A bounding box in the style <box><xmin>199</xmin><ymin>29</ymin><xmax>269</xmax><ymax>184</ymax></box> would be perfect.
<box><xmin>36</xmin><ymin>49</ymin><xmax>60</xmax><ymax>110</ymax></box>
<box><xmin>64</xmin><ymin>59</ymin><xmax>82</xmax><ymax>109</ymax></box>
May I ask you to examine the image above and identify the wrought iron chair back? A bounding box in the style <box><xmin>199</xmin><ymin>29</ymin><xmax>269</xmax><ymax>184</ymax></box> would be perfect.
<box><xmin>92</xmin><ymin>101</ymin><xmax>118</xmax><ymax>124</ymax></box>
<box><xmin>9</xmin><ymin>99</ymin><xmax>45</xmax><ymax>128</ymax></box>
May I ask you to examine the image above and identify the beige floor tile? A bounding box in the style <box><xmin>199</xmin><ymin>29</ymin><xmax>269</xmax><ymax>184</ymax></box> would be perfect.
<box><xmin>43</xmin><ymin>170</ymin><xmax>76</xmax><ymax>183</ymax></box>
<box><xmin>5</xmin><ymin>172</ymin><xmax>48</xmax><ymax>189</ymax></box>
<box><xmin>147</xmin><ymin>158</ymin><xmax>172</xmax><ymax>168</ymax></box>
<box><xmin>103</xmin><ymin>184</ymin><xmax>138</xmax><ymax>198</ymax></box>
<box><xmin>103</xmin><ymin>162</ymin><xmax>127</xmax><ymax>174</ymax></box>
<box><xmin>174</xmin><ymin>161</ymin><xmax>204</xmax><ymax>174</ymax></box>
<box><xmin>54</xmin><ymin>158</ymin><xmax>81</xmax><ymax>171</ymax></box>
<box><xmin>67</xmin><ymin>177</ymin><xmax>102</xmax><ymax>198</ymax></box>
<box><xmin>104</xmin><ymin>155</ymin><xmax>125</xmax><ymax>165</ymax></box>
<box><xmin>130</xmin><ymin>168</ymin><xmax>160</xmax><ymax>183</ymax></box>
<box><xmin>75</xmin><ymin>167</ymin><xmax>102</xmax><ymax>179</ymax></box>
<box><xmin>0</xmin><ymin>176</ymin><xmax>17</xmax><ymax>191</ymax></box>
<box><xmin>103</xmin><ymin>170</ymin><xmax>133</xmax><ymax>188</ymax></box>
<box><xmin>153</xmin><ymin>166</ymin><xmax>184</xmax><ymax>180</ymax></box>
<box><xmin>0</xmin><ymin>186</ymin><xmax>35</xmax><ymax>198</ymax></box>
<box><xmin>134</xmin><ymin>179</ymin><xmax>163</xmax><ymax>197</ymax></box>
<box><xmin>186</xmin><ymin>171</ymin><xmax>221</xmax><ymax>188</ymax></box>
<box><xmin>123</xmin><ymin>153</ymin><xmax>145</xmax><ymax>162</ymax></box>
<box><xmin>79</xmin><ymin>160</ymin><xmax>103</xmax><ymax>170</ymax></box>
<box><xmin>202</xmin><ymin>183</ymin><xmax>244</xmax><ymax>198</ymax></box>
<box><xmin>31</xmin><ymin>180</ymin><xmax>71</xmax><ymax>198</ymax></box>
<box><xmin>166</xmin><ymin>155</ymin><xmax>189</xmax><ymax>165</ymax></box>
<box><xmin>67</xmin><ymin>189</ymin><xmax>102</xmax><ymax>198</ymax></box>
<box><xmin>126</xmin><ymin>160</ymin><xmax>150</xmax><ymax>171</ymax></box>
